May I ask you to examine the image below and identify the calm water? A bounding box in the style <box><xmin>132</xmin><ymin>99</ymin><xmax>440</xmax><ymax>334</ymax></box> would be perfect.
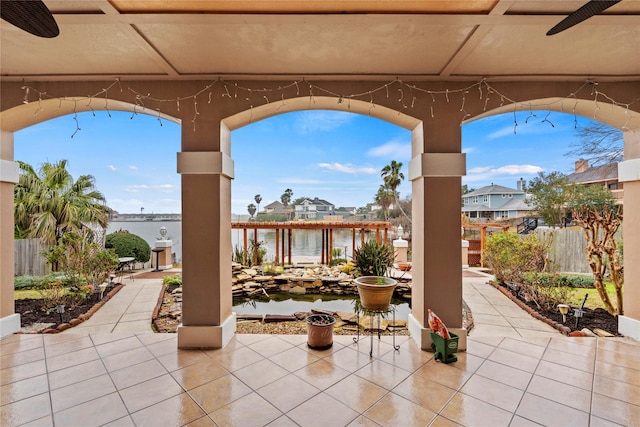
<box><xmin>108</xmin><ymin>220</ymin><xmax>370</xmax><ymax>263</ymax></box>
<box><xmin>233</xmin><ymin>293</ymin><xmax>410</xmax><ymax>321</ymax></box>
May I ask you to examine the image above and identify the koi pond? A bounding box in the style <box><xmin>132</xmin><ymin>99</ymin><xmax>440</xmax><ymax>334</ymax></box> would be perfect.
<box><xmin>233</xmin><ymin>293</ymin><xmax>411</xmax><ymax>320</ymax></box>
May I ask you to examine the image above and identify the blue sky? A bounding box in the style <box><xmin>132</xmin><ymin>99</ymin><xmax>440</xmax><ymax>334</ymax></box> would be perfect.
<box><xmin>14</xmin><ymin>109</ymin><xmax>597</xmax><ymax>215</ymax></box>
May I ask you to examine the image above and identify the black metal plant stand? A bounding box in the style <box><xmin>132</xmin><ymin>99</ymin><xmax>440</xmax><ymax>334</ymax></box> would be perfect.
<box><xmin>353</xmin><ymin>304</ymin><xmax>400</xmax><ymax>357</ymax></box>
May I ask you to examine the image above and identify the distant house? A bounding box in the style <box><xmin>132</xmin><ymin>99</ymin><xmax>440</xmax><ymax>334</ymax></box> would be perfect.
<box><xmin>566</xmin><ymin>160</ymin><xmax>623</xmax><ymax>204</ymax></box>
<box><xmin>335</xmin><ymin>206</ymin><xmax>356</xmax><ymax>217</ymax></box>
<box><xmin>462</xmin><ymin>179</ymin><xmax>533</xmax><ymax>222</ymax></box>
<box><xmin>294</xmin><ymin>197</ymin><xmax>335</xmax><ymax>220</ymax></box>
<box><xmin>263</xmin><ymin>201</ymin><xmax>286</xmax><ymax>214</ymax></box>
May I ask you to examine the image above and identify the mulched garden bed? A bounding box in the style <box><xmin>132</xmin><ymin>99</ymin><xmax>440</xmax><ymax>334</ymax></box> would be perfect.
<box><xmin>490</xmin><ymin>281</ymin><xmax>619</xmax><ymax>336</ymax></box>
<box><xmin>15</xmin><ymin>283</ymin><xmax>124</xmax><ymax>333</ymax></box>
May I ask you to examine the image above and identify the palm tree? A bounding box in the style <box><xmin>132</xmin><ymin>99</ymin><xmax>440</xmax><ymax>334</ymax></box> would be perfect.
<box><xmin>14</xmin><ymin>160</ymin><xmax>110</xmax><ymax>246</ymax></box>
<box><xmin>254</xmin><ymin>194</ymin><xmax>262</xmax><ymax>216</ymax></box>
<box><xmin>281</xmin><ymin>188</ymin><xmax>293</xmax><ymax>219</ymax></box>
<box><xmin>374</xmin><ymin>185</ymin><xmax>393</xmax><ymax>220</ymax></box>
<box><xmin>247</xmin><ymin>203</ymin><xmax>257</xmax><ymax>219</ymax></box>
<box><xmin>381</xmin><ymin>160</ymin><xmax>409</xmax><ymax>220</ymax></box>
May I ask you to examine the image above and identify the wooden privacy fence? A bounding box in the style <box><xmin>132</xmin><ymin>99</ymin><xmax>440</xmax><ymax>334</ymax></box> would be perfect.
<box><xmin>534</xmin><ymin>227</ymin><xmax>622</xmax><ymax>274</ymax></box>
<box><xmin>14</xmin><ymin>238</ymin><xmax>50</xmax><ymax>276</ymax></box>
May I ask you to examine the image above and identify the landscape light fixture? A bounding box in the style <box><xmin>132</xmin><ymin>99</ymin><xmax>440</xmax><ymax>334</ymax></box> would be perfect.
<box><xmin>55</xmin><ymin>305</ymin><xmax>65</xmax><ymax>323</ymax></box>
<box><xmin>557</xmin><ymin>304</ymin><xmax>570</xmax><ymax>323</ymax></box>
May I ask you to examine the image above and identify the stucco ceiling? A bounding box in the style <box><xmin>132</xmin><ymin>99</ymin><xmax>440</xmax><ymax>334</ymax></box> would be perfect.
<box><xmin>1</xmin><ymin>0</ymin><xmax>639</xmax><ymax>82</ymax></box>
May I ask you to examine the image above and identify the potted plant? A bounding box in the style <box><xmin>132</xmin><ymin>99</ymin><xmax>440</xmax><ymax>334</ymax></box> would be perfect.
<box><xmin>353</xmin><ymin>240</ymin><xmax>397</xmax><ymax>311</ymax></box>
<box><xmin>305</xmin><ymin>313</ymin><xmax>336</xmax><ymax>349</ymax></box>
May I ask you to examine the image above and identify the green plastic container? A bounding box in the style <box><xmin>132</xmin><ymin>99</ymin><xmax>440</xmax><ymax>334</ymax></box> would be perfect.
<box><xmin>430</xmin><ymin>331</ymin><xmax>459</xmax><ymax>364</ymax></box>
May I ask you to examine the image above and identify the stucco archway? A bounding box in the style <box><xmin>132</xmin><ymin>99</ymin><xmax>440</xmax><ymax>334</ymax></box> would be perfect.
<box><xmin>2</xmin><ymin>79</ymin><xmax>639</xmax><ymax>345</ymax></box>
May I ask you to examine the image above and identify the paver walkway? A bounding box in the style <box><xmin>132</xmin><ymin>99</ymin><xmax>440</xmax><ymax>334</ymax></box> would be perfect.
<box><xmin>61</xmin><ymin>274</ymin><xmax>165</xmax><ymax>335</ymax></box>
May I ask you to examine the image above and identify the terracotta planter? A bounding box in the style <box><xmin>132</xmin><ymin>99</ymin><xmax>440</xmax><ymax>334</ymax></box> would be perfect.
<box><xmin>306</xmin><ymin>314</ymin><xmax>336</xmax><ymax>349</ymax></box>
<box><xmin>354</xmin><ymin>276</ymin><xmax>398</xmax><ymax>311</ymax></box>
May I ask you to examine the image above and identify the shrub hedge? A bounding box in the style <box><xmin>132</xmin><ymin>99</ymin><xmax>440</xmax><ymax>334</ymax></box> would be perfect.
<box><xmin>105</xmin><ymin>231</ymin><xmax>151</xmax><ymax>263</ymax></box>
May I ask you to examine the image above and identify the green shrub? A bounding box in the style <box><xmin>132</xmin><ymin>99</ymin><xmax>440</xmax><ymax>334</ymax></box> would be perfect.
<box><xmin>484</xmin><ymin>233</ymin><xmax>546</xmax><ymax>283</ymax></box>
<box><xmin>162</xmin><ymin>275</ymin><xmax>182</xmax><ymax>286</ymax></box>
<box><xmin>521</xmin><ymin>272</ymin><xmax>595</xmax><ymax>289</ymax></box>
<box><xmin>105</xmin><ymin>231</ymin><xmax>151</xmax><ymax>263</ymax></box>
<box><xmin>15</xmin><ymin>275</ymin><xmax>42</xmax><ymax>290</ymax></box>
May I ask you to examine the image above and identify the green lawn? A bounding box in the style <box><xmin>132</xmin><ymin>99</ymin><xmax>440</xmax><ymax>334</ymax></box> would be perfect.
<box><xmin>566</xmin><ymin>283</ymin><xmax>619</xmax><ymax>311</ymax></box>
<box><xmin>15</xmin><ymin>289</ymin><xmax>43</xmax><ymax>299</ymax></box>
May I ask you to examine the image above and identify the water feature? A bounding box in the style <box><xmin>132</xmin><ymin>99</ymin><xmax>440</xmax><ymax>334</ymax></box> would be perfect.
<box><xmin>108</xmin><ymin>220</ymin><xmax>367</xmax><ymax>263</ymax></box>
<box><xmin>233</xmin><ymin>293</ymin><xmax>410</xmax><ymax>321</ymax></box>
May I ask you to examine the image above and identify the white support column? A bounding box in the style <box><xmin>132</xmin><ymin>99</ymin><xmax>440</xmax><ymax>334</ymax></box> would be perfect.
<box><xmin>176</xmin><ymin>121</ymin><xmax>236</xmax><ymax>349</ymax></box>
<box><xmin>408</xmin><ymin>118</ymin><xmax>468</xmax><ymax>351</ymax></box>
<box><xmin>0</xmin><ymin>130</ymin><xmax>20</xmax><ymax>337</ymax></box>
<box><xmin>618</xmin><ymin>131</ymin><xmax>640</xmax><ymax>341</ymax></box>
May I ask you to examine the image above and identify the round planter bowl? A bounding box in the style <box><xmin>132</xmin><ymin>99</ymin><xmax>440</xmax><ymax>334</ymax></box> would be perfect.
<box><xmin>306</xmin><ymin>313</ymin><xmax>336</xmax><ymax>350</ymax></box>
<box><xmin>354</xmin><ymin>276</ymin><xmax>398</xmax><ymax>311</ymax></box>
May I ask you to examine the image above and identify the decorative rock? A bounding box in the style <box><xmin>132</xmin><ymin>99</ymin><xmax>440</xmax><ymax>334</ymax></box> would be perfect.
<box><xmin>171</xmin><ymin>287</ymin><xmax>182</xmax><ymax>294</ymax></box>
<box><xmin>56</xmin><ymin>323</ymin><xmax>72</xmax><ymax>331</ymax></box>
<box><xmin>336</xmin><ymin>311</ymin><xmax>357</xmax><ymax>323</ymax></box>
<box><xmin>242</xmin><ymin>269</ymin><xmax>258</xmax><ymax>276</ymax></box>
<box><xmin>593</xmin><ymin>328</ymin><xmax>615</xmax><ymax>337</ymax></box>
<box><xmin>289</xmin><ymin>286</ymin><xmax>306</xmax><ymax>295</ymax></box>
<box><xmin>581</xmin><ymin>328</ymin><xmax>597</xmax><ymax>337</ymax></box>
<box><xmin>264</xmin><ymin>314</ymin><xmax>297</xmax><ymax>322</ymax></box>
<box><xmin>569</xmin><ymin>331</ymin><xmax>587</xmax><ymax>337</ymax></box>
<box><xmin>236</xmin><ymin>274</ymin><xmax>252</xmax><ymax>281</ymax></box>
<box><xmin>20</xmin><ymin>322</ymin><xmax>56</xmax><ymax>333</ymax></box>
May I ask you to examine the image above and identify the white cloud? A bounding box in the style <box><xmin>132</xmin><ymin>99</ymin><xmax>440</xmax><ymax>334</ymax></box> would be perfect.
<box><xmin>107</xmin><ymin>165</ymin><xmax>116</xmax><ymax>171</ymax></box>
<box><xmin>462</xmin><ymin>146</ymin><xmax>475</xmax><ymax>154</ymax></box>
<box><xmin>294</xmin><ymin>111</ymin><xmax>354</xmax><ymax>134</ymax></box>
<box><xmin>465</xmin><ymin>164</ymin><xmax>543</xmax><ymax>183</ymax></box>
<box><xmin>128</xmin><ymin>165</ymin><xmax>138</xmax><ymax>170</ymax></box>
<box><xmin>154</xmin><ymin>184</ymin><xmax>177</xmax><ymax>193</ymax></box>
<box><xmin>367</xmin><ymin>139</ymin><xmax>411</xmax><ymax>160</ymax></box>
<box><xmin>124</xmin><ymin>184</ymin><xmax>149</xmax><ymax>193</ymax></box>
<box><xmin>317</xmin><ymin>162</ymin><xmax>377</xmax><ymax>175</ymax></box>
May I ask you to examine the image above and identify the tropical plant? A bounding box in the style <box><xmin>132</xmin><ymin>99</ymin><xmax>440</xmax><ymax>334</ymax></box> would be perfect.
<box><xmin>353</xmin><ymin>240</ymin><xmax>395</xmax><ymax>277</ymax></box>
<box><xmin>381</xmin><ymin>160</ymin><xmax>409</xmax><ymax>220</ymax></box>
<box><xmin>280</xmin><ymin>188</ymin><xmax>293</xmax><ymax>207</ymax></box>
<box><xmin>374</xmin><ymin>185</ymin><xmax>394</xmax><ymax>220</ymax></box>
<box><xmin>105</xmin><ymin>230</ymin><xmax>151</xmax><ymax>263</ymax></box>
<box><xmin>254</xmin><ymin>194</ymin><xmax>262</xmax><ymax>214</ymax></box>
<box><xmin>280</xmin><ymin>188</ymin><xmax>294</xmax><ymax>220</ymax></box>
<box><xmin>250</xmin><ymin>238</ymin><xmax>267</xmax><ymax>266</ymax></box>
<box><xmin>233</xmin><ymin>245</ymin><xmax>248</xmax><ymax>265</ymax></box>
<box><xmin>247</xmin><ymin>203</ymin><xmax>257</xmax><ymax>219</ymax></box>
<box><xmin>14</xmin><ymin>160</ymin><xmax>110</xmax><ymax>245</ymax></box>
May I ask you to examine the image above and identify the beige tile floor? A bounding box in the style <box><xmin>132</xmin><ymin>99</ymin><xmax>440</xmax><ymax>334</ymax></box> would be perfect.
<box><xmin>2</xmin><ymin>332</ymin><xmax>639</xmax><ymax>426</ymax></box>
<box><xmin>2</xmin><ymin>270</ymin><xmax>639</xmax><ymax>426</ymax></box>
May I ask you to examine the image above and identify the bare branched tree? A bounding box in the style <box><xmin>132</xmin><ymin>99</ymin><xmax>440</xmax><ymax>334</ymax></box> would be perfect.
<box><xmin>565</xmin><ymin>122</ymin><xmax>623</xmax><ymax>166</ymax></box>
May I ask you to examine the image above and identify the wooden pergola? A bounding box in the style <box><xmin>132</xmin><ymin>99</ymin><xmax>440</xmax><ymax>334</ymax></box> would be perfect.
<box><xmin>463</xmin><ymin>223</ymin><xmax>511</xmax><ymax>267</ymax></box>
<box><xmin>232</xmin><ymin>221</ymin><xmax>391</xmax><ymax>265</ymax></box>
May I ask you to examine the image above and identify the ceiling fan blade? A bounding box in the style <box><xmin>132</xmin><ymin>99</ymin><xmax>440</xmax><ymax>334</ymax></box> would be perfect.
<box><xmin>0</xmin><ymin>0</ymin><xmax>59</xmax><ymax>38</ymax></box>
<box><xmin>546</xmin><ymin>0</ymin><xmax>621</xmax><ymax>36</ymax></box>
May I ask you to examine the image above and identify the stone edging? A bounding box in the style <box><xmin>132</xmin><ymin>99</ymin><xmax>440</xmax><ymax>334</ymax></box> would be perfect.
<box><xmin>18</xmin><ymin>284</ymin><xmax>126</xmax><ymax>334</ymax></box>
<box><xmin>488</xmin><ymin>280</ymin><xmax>571</xmax><ymax>335</ymax></box>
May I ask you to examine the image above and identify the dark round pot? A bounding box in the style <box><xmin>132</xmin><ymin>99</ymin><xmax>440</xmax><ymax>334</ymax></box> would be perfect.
<box><xmin>306</xmin><ymin>313</ymin><xmax>336</xmax><ymax>349</ymax></box>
